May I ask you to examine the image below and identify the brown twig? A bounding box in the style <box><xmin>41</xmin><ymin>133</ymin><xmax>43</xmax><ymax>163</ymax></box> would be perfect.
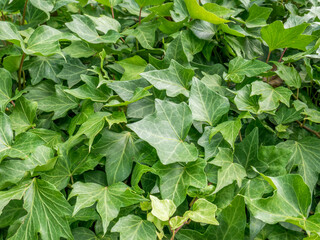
<box><xmin>139</xmin><ymin>7</ymin><xmax>142</xmax><ymax>24</ymax></box>
<box><xmin>111</xmin><ymin>7</ymin><xmax>115</xmax><ymax>19</ymax></box>
<box><xmin>296</xmin><ymin>120</ymin><xmax>320</xmax><ymax>138</ymax></box>
<box><xmin>18</xmin><ymin>53</ymin><xmax>26</xmax><ymax>91</ymax></box>
<box><xmin>239</xmin><ymin>130</ymin><xmax>243</xmax><ymax>142</ymax></box>
<box><xmin>278</xmin><ymin>48</ymin><xmax>287</xmax><ymax>62</ymax></box>
<box><xmin>21</xmin><ymin>0</ymin><xmax>29</xmax><ymax>25</ymax></box>
<box><xmin>266</xmin><ymin>50</ymin><xmax>271</xmax><ymax>63</ymax></box>
<box><xmin>10</xmin><ymin>101</ymin><xmax>15</xmax><ymax>107</ymax></box>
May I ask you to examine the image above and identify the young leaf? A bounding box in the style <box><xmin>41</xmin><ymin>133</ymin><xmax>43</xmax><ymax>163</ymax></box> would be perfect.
<box><xmin>245</xmin><ymin>4</ymin><xmax>272</xmax><ymax>28</ymax></box>
<box><xmin>118</xmin><ymin>55</ymin><xmax>148</xmax><ymax>81</ymax></box>
<box><xmin>150</xmin><ymin>195</ymin><xmax>176</xmax><ymax>221</ymax></box>
<box><xmin>184</xmin><ymin>199</ymin><xmax>219</xmax><ymax>225</ymax></box>
<box><xmin>273</xmin><ymin>62</ymin><xmax>302</xmax><ymax>89</ymax></box>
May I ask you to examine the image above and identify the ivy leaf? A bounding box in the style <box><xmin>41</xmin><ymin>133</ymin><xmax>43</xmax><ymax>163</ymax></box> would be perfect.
<box><xmin>245</xmin><ymin>4</ymin><xmax>272</xmax><ymax>28</ymax></box>
<box><xmin>251</xmin><ymin>81</ymin><xmax>292</xmax><ymax>112</ymax></box>
<box><xmin>0</xmin><ymin>178</ymin><xmax>73</xmax><ymax>240</ymax></box>
<box><xmin>261</xmin><ymin>21</ymin><xmax>315</xmax><ymax>51</ymax></box>
<box><xmin>123</xmin><ymin>22</ymin><xmax>160</xmax><ymax>50</ymax></box>
<box><xmin>92</xmin><ymin>130</ymin><xmax>136</xmax><ymax>184</ymax></box>
<box><xmin>10</xmin><ymin>96</ymin><xmax>37</xmax><ymax>135</ymax></box>
<box><xmin>150</xmin><ymin>195</ymin><xmax>176</xmax><ymax>221</ymax></box>
<box><xmin>118</xmin><ymin>55</ymin><xmax>147</xmax><ymax>81</ymax></box>
<box><xmin>64</xmin><ymin>75</ymin><xmax>112</xmax><ymax>102</ymax></box>
<box><xmin>206</xmin><ymin>195</ymin><xmax>246</xmax><ymax>238</ymax></box>
<box><xmin>111</xmin><ymin>215</ymin><xmax>157</xmax><ymax>240</ymax></box>
<box><xmin>184</xmin><ymin>0</ymin><xmax>229</xmax><ymax>24</ymax></box>
<box><xmin>38</xmin><ymin>85</ymin><xmax>79</xmax><ymax>120</ymax></box>
<box><xmin>135</xmin><ymin>0</ymin><xmax>164</xmax><ymax>7</ymax></box>
<box><xmin>184</xmin><ymin>199</ymin><xmax>219</xmax><ymax>225</ymax></box>
<box><xmin>140</xmin><ymin>60</ymin><xmax>194</xmax><ymax>97</ymax></box>
<box><xmin>0</xmin><ymin>112</ymin><xmax>13</xmax><ymax>160</ymax></box>
<box><xmin>153</xmin><ymin>158</ymin><xmax>207</xmax><ymax>206</ymax></box>
<box><xmin>245</xmin><ymin>173</ymin><xmax>311</xmax><ymax>229</ymax></box>
<box><xmin>0</xmin><ymin>21</ymin><xmax>24</xmax><ymax>47</ymax></box>
<box><xmin>95</xmin><ymin>0</ymin><xmax>123</xmax><ymax>7</ymax></box>
<box><xmin>225</xmin><ymin>56</ymin><xmax>272</xmax><ymax>83</ymax></box>
<box><xmin>128</xmin><ymin>99</ymin><xmax>198</xmax><ymax>165</ymax></box>
<box><xmin>278</xmin><ymin>137</ymin><xmax>320</xmax><ymax>192</ymax></box>
<box><xmin>66</xmin><ymin>15</ymin><xmax>120</xmax><ymax>44</ymax></box>
<box><xmin>210</xmin><ymin>148</ymin><xmax>246</xmax><ymax>193</ymax></box>
<box><xmin>0</xmin><ymin>68</ymin><xmax>12</xmax><ymax>110</ymax></box>
<box><xmin>209</xmin><ymin>119</ymin><xmax>241</xmax><ymax>149</ymax></box>
<box><xmin>234</xmin><ymin>85</ymin><xmax>260</xmax><ymax>114</ymax></box>
<box><xmin>69</xmin><ymin>181</ymin><xmax>145</xmax><ymax>234</ymax></box>
<box><xmin>189</xmin><ymin>77</ymin><xmax>229</xmax><ymax>126</ymax></box>
<box><xmin>57</xmin><ymin>57</ymin><xmax>88</xmax><ymax>87</ymax></box>
<box><xmin>273</xmin><ymin>62</ymin><xmax>302</xmax><ymax>89</ymax></box>
<box><xmin>29</xmin><ymin>0</ymin><xmax>54</xmax><ymax>15</ymax></box>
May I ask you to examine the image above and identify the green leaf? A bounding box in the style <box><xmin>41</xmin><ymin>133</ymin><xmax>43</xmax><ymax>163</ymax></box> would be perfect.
<box><xmin>189</xmin><ymin>77</ymin><xmax>229</xmax><ymax>126</ymax></box>
<box><xmin>261</xmin><ymin>21</ymin><xmax>315</xmax><ymax>51</ymax></box>
<box><xmin>111</xmin><ymin>214</ymin><xmax>157</xmax><ymax>240</ymax></box>
<box><xmin>234</xmin><ymin>84</ymin><xmax>260</xmax><ymax>114</ymax></box>
<box><xmin>205</xmin><ymin>195</ymin><xmax>246</xmax><ymax>239</ymax></box>
<box><xmin>184</xmin><ymin>198</ymin><xmax>219</xmax><ymax>225</ymax></box>
<box><xmin>141</xmin><ymin>60</ymin><xmax>194</xmax><ymax>97</ymax></box>
<box><xmin>184</xmin><ymin>0</ymin><xmax>229</xmax><ymax>24</ymax></box>
<box><xmin>10</xmin><ymin>96</ymin><xmax>37</xmax><ymax>135</ymax></box>
<box><xmin>210</xmin><ymin>148</ymin><xmax>246</xmax><ymax>193</ymax></box>
<box><xmin>0</xmin><ymin>112</ymin><xmax>13</xmax><ymax>162</ymax></box>
<box><xmin>38</xmin><ymin>85</ymin><xmax>79</xmax><ymax>120</ymax></box>
<box><xmin>153</xmin><ymin>158</ymin><xmax>207</xmax><ymax>206</ymax></box>
<box><xmin>245</xmin><ymin>4</ymin><xmax>272</xmax><ymax>28</ymax></box>
<box><xmin>150</xmin><ymin>195</ymin><xmax>176</xmax><ymax>221</ymax></box>
<box><xmin>57</xmin><ymin>57</ymin><xmax>88</xmax><ymax>87</ymax></box>
<box><xmin>128</xmin><ymin>99</ymin><xmax>198</xmax><ymax>165</ymax></box>
<box><xmin>63</xmin><ymin>41</ymin><xmax>96</xmax><ymax>58</ymax></box>
<box><xmin>93</xmin><ymin>130</ymin><xmax>136</xmax><ymax>184</ymax></box>
<box><xmin>1</xmin><ymin>178</ymin><xmax>73</xmax><ymax>240</ymax></box>
<box><xmin>273</xmin><ymin>62</ymin><xmax>302</xmax><ymax>88</ymax></box>
<box><xmin>0</xmin><ymin>68</ymin><xmax>12</xmax><ymax>110</ymax></box>
<box><xmin>135</xmin><ymin>0</ymin><xmax>164</xmax><ymax>7</ymax></box>
<box><xmin>64</xmin><ymin>75</ymin><xmax>112</xmax><ymax>102</ymax></box>
<box><xmin>118</xmin><ymin>55</ymin><xmax>147</xmax><ymax>81</ymax></box>
<box><xmin>209</xmin><ymin>119</ymin><xmax>241</xmax><ymax>149</ymax></box>
<box><xmin>0</xmin><ymin>146</ymin><xmax>55</xmax><ymax>189</ymax></box>
<box><xmin>225</xmin><ymin>56</ymin><xmax>272</xmax><ymax>83</ymax></box>
<box><xmin>245</xmin><ymin>173</ymin><xmax>311</xmax><ymax>229</ymax></box>
<box><xmin>278</xmin><ymin>137</ymin><xmax>320</xmax><ymax>192</ymax></box>
<box><xmin>29</xmin><ymin>0</ymin><xmax>54</xmax><ymax>15</ymax></box>
<box><xmin>123</xmin><ymin>22</ymin><xmax>160</xmax><ymax>50</ymax></box>
<box><xmin>66</xmin><ymin>15</ymin><xmax>120</xmax><ymax>44</ymax></box>
<box><xmin>95</xmin><ymin>0</ymin><xmax>123</xmax><ymax>8</ymax></box>
<box><xmin>69</xmin><ymin>181</ymin><xmax>145</xmax><ymax>233</ymax></box>
<box><xmin>251</xmin><ymin>81</ymin><xmax>292</xmax><ymax>112</ymax></box>
<box><xmin>0</xmin><ymin>21</ymin><xmax>24</xmax><ymax>47</ymax></box>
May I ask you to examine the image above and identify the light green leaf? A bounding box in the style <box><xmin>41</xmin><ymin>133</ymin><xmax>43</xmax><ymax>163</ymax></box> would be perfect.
<box><xmin>0</xmin><ymin>68</ymin><xmax>12</xmax><ymax>110</ymax></box>
<box><xmin>234</xmin><ymin>84</ymin><xmax>260</xmax><ymax>114</ymax></box>
<box><xmin>66</xmin><ymin>15</ymin><xmax>120</xmax><ymax>44</ymax></box>
<box><xmin>64</xmin><ymin>75</ymin><xmax>112</xmax><ymax>102</ymax></box>
<box><xmin>105</xmin><ymin>111</ymin><xmax>127</xmax><ymax>128</ymax></box>
<box><xmin>131</xmin><ymin>162</ymin><xmax>155</xmax><ymax>193</ymax></box>
<box><xmin>153</xmin><ymin>158</ymin><xmax>207</xmax><ymax>206</ymax></box>
<box><xmin>112</xmin><ymin>214</ymin><xmax>157</xmax><ymax>240</ymax></box>
<box><xmin>38</xmin><ymin>85</ymin><xmax>79</xmax><ymax>120</ymax></box>
<box><xmin>69</xmin><ymin>181</ymin><xmax>145</xmax><ymax>233</ymax></box>
<box><xmin>93</xmin><ymin>130</ymin><xmax>136</xmax><ymax>184</ymax></box>
<box><xmin>4</xmin><ymin>179</ymin><xmax>73</xmax><ymax>240</ymax></box>
<box><xmin>29</xmin><ymin>0</ymin><xmax>54</xmax><ymax>15</ymax></box>
<box><xmin>0</xmin><ymin>146</ymin><xmax>55</xmax><ymax>189</ymax></box>
<box><xmin>169</xmin><ymin>216</ymin><xmax>189</xmax><ymax>230</ymax></box>
<box><xmin>63</xmin><ymin>41</ymin><xmax>96</xmax><ymax>58</ymax></box>
<box><xmin>0</xmin><ymin>21</ymin><xmax>24</xmax><ymax>47</ymax></box>
<box><xmin>210</xmin><ymin>148</ymin><xmax>246</xmax><ymax>193</ymax></box>
<box><xmin>123</xmin><ymin>22</ymin><xmax>159</xmax><ymax>50</ymax></box>
<box><xmin>189</xmin><ymin>77</ymin><xmax>229</xmax><ymax>126</ymax></box>
<box><xmin>141</xmin><ymin>60</ymin><xmax>194</xmax><ymax>97</ymax></box>
<box><xmin>128</xmin><ymin>99</ymin><xmax>198</xmax><ymax>165</ymax></box>
<box><xmin>184</xmin><ymin>0</ymin><xmax>229</xmax><ymax>24</ymax></box>
<box><xmin>150</xmin><ymin>195</ymin><xmax>176</xmax><ymax>221</ymax></box>
<box><xmin>261</xmin><ymin>21</ymin><xmax>315</xmax><ymax>51</ymax></box>
<box><xmin>245</xmin><ymin>4</ymin><xmax>272</xmax><ymax>28</ymax></box>
<box><xmin>87</xmin><ymin>14</ymin><xmax>121</xmax><ymax>33</ymax></box>
<box><xmin>273</xmin><ymin>62</ymin><xmax>302</xmax><ymax>88</ymax></box>
<box><xmin>245</xmin><ymin>174</ymin><xmax>311</xmax><ymax>229</ymax></box>
<box><xmin>225</xmin><ymin>56</ymin><xmax>272</xmax><ymax>83</ymax></box>
<box><xmin>10</xmin><ymin>96</ymin><xmax>37</xmax><ymax>135</ymax></box>
<box><xmin>278</xmin><ymin>137</ymin><xmax>320</xmax><ymax>192</ymax></box>
<box><xmin>209</xmin><ymin>119</ymin><xmax>241</xmax><ymax>149</ymax></box>
<box><xmin>95</xmin><ymin>0</ymin><xmax>122</xmax><ymax>7</ymax></box>
<box><xmin>251</xmin><ymin>81</ymin><xmax>292</xmax><ymax>112</ymax></box>
<box><xmin>0</xmin><ymin>112</ymin><xmax>13</xmax><ymax>163</ymax></box>
<box><xmin>118</xmin><ymin>55</ymin><xmax>147</xmax><ymax>81</ymax></box>
<box><xmin>184</xmin><ymin>198</ymin><xmax>219</xmax><ymax>225</ymax></box>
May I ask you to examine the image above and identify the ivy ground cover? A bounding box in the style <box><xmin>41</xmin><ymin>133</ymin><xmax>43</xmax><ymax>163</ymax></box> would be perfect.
<box><xmin>1</xmin><ymin>0</ymin><xmax>320</xmax><ymax>239</ymax></box>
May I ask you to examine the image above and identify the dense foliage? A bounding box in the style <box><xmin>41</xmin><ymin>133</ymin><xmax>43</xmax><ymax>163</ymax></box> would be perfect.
<box><xmin>0</xmin><ymin>0</ymin><xmax>320</xmax><ymax>239</ymax></box>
